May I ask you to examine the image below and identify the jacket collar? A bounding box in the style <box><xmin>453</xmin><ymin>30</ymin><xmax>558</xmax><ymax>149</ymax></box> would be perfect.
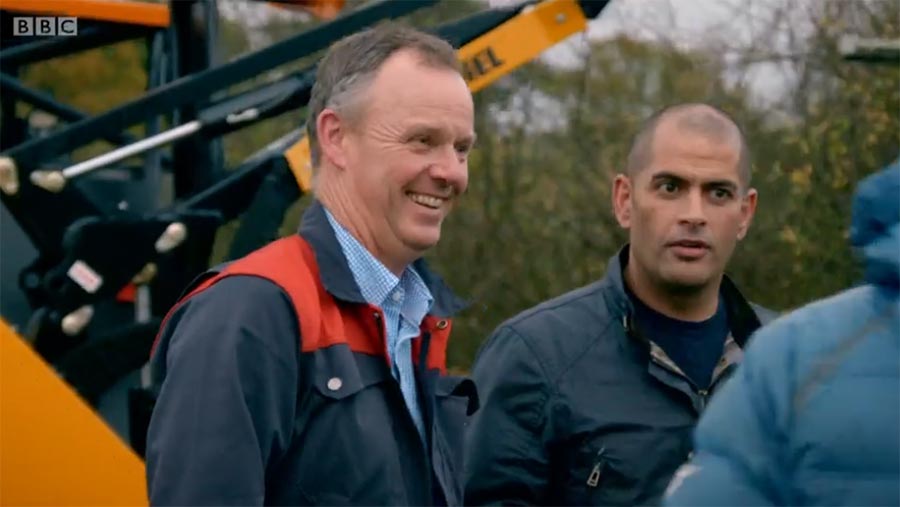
<box><xmin>297</xmin><ymin>199</ymin><xmax>468</xmax><ymax>317</ymax></box>
<box><xmin>604</xmin><ymin>244</ymin><xmax>763</xmax><ymax>348</ymax></box>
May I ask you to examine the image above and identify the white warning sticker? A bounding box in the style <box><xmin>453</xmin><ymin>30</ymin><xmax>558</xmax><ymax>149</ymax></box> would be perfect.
<box><xmin>67</xmin><ymin>260</ymin><xmax>103</xmax><ymax>294</ymax></box>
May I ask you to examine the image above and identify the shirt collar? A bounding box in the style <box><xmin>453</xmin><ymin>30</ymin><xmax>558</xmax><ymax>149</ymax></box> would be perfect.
<box><xmin>324</xmin><ymin>207</ymin><xmax>433</xmax><ymax>312</ymax></box>
<box><xmin>297</xmin><ymin>199</ymin><xmax>468</xmax><ymax>317</ymax></box>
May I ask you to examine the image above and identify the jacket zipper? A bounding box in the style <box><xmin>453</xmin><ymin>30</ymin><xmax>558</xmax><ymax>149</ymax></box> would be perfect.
<box><xmin>650</xmin><ymin>350</ymin><xmax>710</xmax><ymax>412</ymax></box>
<box><xmin>586</xmin><ymin>447</ymin><xmax>606</xmax><ymax>488</ymax></box>
<box><xmin>697</xmin><ymin>388</ymin><xmax>709</xmax><ymax>411</ymax></box>
<box><xmin>632</xmin><ymin>311</ymin><xmax>725</xmax><ymax>413</ymax></box>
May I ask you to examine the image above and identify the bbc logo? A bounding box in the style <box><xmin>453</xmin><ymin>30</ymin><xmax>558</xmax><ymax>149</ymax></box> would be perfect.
<box><xmin>13</xmin><ymin>17</ymin><xmax>78</xmax><ymax>36</ymax></box>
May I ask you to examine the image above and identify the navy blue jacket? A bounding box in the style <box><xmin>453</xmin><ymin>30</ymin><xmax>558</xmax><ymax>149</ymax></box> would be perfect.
<box><xmin>664</xmin><ymin>161</ymin><xmax>900</xmax><ymax>506</ymax></box>
<box><xmin>464</xmin><ymin>245</ymin><xmax>774</xmax><ymax>506</ymax></box>
<box><xmin>144</xmin><ymin>200</ymin><xmax>477</xmax><ymax>506</ymax></box>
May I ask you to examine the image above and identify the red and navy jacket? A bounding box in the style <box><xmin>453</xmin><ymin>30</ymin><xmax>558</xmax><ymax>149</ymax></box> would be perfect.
<box><xmin>144</xmin><ymin>199</ymin><xmax>479</xmax><ymax>506</ymax></box>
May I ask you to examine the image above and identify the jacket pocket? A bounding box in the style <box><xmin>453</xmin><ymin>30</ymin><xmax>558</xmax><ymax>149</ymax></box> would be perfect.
<box><xmin>435</xmin><ymin>375</ymin><xmax>479</xmax><ymax>414</ymax></box>
<box><xmin>431</xmin><ymin>375</ymin><xmax>479</xmax><ymax>506</ymax></box>
<box><xmin>567</xmin><ymin>440</ymin><xmax>639</xmax><ymax>506</ymax></box>
<box><xmin>433</xmin><ymin>375</ymin><xmax>479</xmax><ymax>450</ymax></box>
<box><xmin>296</xmin><ymin>349</ymin><xmax>404</xmax><ymax>504</ymax></box>
<box><xmin>311</xmin><ymin>348</ymin><xmax>392</xmax><ymax>400</ymax></box>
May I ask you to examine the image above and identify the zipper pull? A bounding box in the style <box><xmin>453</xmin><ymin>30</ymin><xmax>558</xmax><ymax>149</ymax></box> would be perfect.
<box><xmin>698</xmin><ymin>389</ymin><xmax>709</xmax><ymax>411</ymax></box>
<box><xmin>586</xmin><ymin>447</ymin><xmax>606</xmax><ymax>488</ymax></box>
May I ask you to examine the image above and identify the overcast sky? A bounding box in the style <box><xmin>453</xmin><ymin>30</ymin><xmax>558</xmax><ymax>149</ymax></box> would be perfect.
<box><xmin>221</xmin><ymin>0</ymin><xmax>828</xmax><ymax>107</ymax></box>
<box><xmin>536</xmin><ymin>0</ymin><xmax>824</xmax><ymax>107</ymax></box>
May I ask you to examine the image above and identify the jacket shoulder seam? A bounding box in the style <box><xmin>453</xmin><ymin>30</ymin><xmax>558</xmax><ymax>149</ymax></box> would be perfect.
<box><xmin>553</xmin><ymin>314</ymin><xmax>617</xmax><ymax>386</ymax></box>
<box><xmin>174</xmin><ymin>274</ymin><xmax>302</xmax><ymax>367</ymax></box>
<box><xmin>495</xmin><ymin>324</ymin><xmax>557</xmax><ymax>410</ymax></box>
<box><xmin>501</xmin><ymin>284</ymin><xmax>609</xmax><ymax>391</ymax></box>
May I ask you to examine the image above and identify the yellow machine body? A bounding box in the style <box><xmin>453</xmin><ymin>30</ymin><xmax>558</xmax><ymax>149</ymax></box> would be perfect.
<box><xmin>1</xmin><ymin>320</ymin><xmax>148</xmax><ymax>506</ymax></box>
<box><xmin>0</xmin><ymin>0</ymin><xmax>170</xmax><ymax>28</ymax></box>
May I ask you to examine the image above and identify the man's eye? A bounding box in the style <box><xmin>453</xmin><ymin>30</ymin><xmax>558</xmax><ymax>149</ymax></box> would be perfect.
<box><xmin>660</xmin><ymin>181</ymin><xmax>679</xmax><ymax>193</ymax></box>
<box><xmin>711</xmin><ymin>188</ymin><xmax>733</xmax><ymax>200</ymax></box>
<box><xmin>411</xmin><ymin>135</ymin><xmax>432</xmax><ymax>145</ymax></box>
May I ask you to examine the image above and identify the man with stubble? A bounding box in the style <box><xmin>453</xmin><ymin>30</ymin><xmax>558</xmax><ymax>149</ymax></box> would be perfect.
<box><xmin>465</xmin><ymin>103</ymin><xmax>776</xmax><ymax>506</ymax></box>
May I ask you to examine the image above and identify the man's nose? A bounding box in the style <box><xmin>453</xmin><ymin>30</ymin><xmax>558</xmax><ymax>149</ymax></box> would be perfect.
<box><xmin>428</xmin><ymin>146</ymin><xmax>469</xmax><ymax>194</ymax></box>
<box><xmin>678</xmin><ymin>189</ymin><xmax>707</xmax><ymax>226</ymax></box>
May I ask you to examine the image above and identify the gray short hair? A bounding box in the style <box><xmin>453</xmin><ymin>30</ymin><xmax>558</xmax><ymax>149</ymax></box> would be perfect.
<box><xmin>306</xmin><ymin>22</ymin><xmax>460</xmax><ymax>168</ymax></box>
<box><xmin>625</xmin><ymin>103</ymin><xmax>752</xmax><ymax>187</ymax></box>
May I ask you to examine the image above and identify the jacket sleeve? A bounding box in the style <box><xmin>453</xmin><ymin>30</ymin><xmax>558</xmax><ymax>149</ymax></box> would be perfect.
<box><xmin>464</xmin><ymin>325</ymin><xmax>552</xmax><ymax>505</ymax></box>
<box><xmin>663</xmin><ymin>320</ymin><xmax>794</xmax><ymax>507</ymax></box>
<box><xmin>145</xmin><ymin>276</ymin><xmax>300</xmax><ymax>506</ymax></box>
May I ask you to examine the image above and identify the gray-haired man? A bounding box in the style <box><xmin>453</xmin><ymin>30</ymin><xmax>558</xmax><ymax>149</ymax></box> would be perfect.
<box><xmin>145</xmin><ymin>22</ymin><xmax>478</xmax><ymax>506</ymax></box>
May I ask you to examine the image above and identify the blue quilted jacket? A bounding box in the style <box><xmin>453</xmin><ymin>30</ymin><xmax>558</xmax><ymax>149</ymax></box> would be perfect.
<box><xmin>665</xmin><ymin>160</ymin><xmax>900</xmax><ymax>506</ymax></box>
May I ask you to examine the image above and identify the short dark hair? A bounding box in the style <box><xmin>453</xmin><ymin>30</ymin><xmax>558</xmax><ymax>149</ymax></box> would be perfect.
<box><xmin>625</xmin><ymin>103</ymin><xmax>752</xmax><ymax>187</ymax></box>
<box><xmin>306</xmin><ymin>22</ymin><xmax>460</xmax><ymax>168</ymax></box>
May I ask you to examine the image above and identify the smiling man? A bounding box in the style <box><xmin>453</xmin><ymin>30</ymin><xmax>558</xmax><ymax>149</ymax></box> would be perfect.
<box><xmin>464</xmin><ymin>103</ymin><xmax>775</xmax><ymax>506</ymax></box>
<box><xmin>145</xmin><ymin>23</ymin><xmax>478</xmax><ymax>506</ymax></box>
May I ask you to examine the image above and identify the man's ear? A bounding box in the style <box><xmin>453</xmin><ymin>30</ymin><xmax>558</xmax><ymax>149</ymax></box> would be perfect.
<box><xmin>612</xmin><ymin>173</ymin><xmax>633</xmax><ymax>228</ymax></box>
<box><xmin>316</xmin><ymin>108</ymin><xmax>348</xmax><ymax>170</ymax></box>
<box><xmin>737</xmin><ymin>187</ymin><xmax>758</xmax><ymax>240</ymax></box>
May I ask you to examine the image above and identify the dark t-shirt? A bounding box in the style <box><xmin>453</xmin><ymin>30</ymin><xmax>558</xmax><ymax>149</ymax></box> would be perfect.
<box><xmin>630</xmin><ymin>292</ymin><xmax>729</xmax><ymax>389</ymax></box>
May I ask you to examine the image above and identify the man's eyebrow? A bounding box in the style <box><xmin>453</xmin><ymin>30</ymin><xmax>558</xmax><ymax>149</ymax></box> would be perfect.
<box><xmin>405</xmin><ymin>123</ymin><xmax>441</xmax><ymax>134</ymax></box>
<box><xmin>405</xmin><ymin>123</ymin><xmax>475</xmax><ymax>141</ymax></box>
<box><xmin>649</xmin><ymin>171</ymin><xmax>687</xmax><ymax>182</ymax></box>
<box><xmin>703</xmin><ymin>179</ymin><xmax>739</xmax><ymax>191</ymax></box>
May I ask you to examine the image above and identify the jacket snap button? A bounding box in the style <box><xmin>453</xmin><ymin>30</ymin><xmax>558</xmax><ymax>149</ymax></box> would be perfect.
<box><xmin>327</xmin><ymin>377</ymin><xmax>342</xmax><ymax>391</ymax></box>
<box><xmin>436</xmin><ymin>319</ymin><xmax>448</xmax><ymax>330</ymax></box>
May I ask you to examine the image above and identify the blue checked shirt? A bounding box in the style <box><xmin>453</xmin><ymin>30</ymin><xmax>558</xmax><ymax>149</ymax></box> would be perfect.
<box><xmin>325</xmin><ymin>209</ymin><xmax>432</xmax><ymax>442</ymax></box>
